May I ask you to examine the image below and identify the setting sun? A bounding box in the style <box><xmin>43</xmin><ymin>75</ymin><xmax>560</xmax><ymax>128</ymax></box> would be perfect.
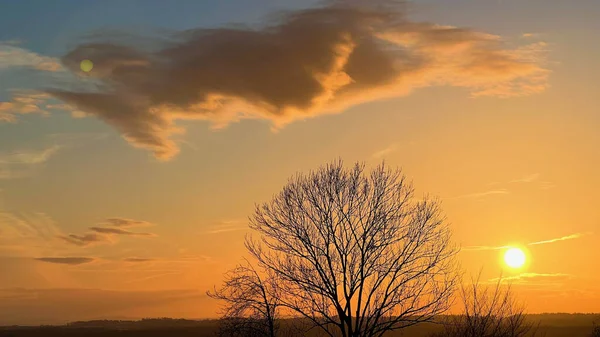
<box><xmin>504</xmin><ymin>248</ymin><xmax>527</xmax><ymax>268</ymax></box>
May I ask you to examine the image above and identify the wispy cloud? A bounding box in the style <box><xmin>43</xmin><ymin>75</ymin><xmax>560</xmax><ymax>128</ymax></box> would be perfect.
<box><xmin>38</xmin><ymin>2</ymin><xmax>548</xmax><ymax>160</ymax></box>
<box><xmin>0</xmin><ymin>132</ymin><xmax>105</xmax><ymax>178</ymax></box>
<box><xmin>125</xmin><ymin>271</ymin><xmax>184</xmax><ymax>283</ymax></box>
<box><xmin>0</xmin><ymin>145</ymin><xmax>60</xmax><ymax>165</ymax></box>
<box><xmin>34</xmin><ymin>257</ymin><xmax>95</xmax><ymax>265</ymax></box>
<box><xmin>488</xmin><ymin>172</ymin><xmax>553</xmax><ymax>190</ymax></box>
<box><xmin>463</xmin><ymin>232</ymin><xmax>591</xmax><ymax>251</ymax></box>
<box><xmin>0</xmin><ymin>145</ymin><xmax>61</xmax><ymax>180</ymax></box>
<box><xmin>371</xmin><ymin>143</ymin><xmax>397</xmax><ymax>159</ymax></box>
<box><xmin>489</xmin><ymin>273</ymin><xmax>571</xmax><ymax>283</ymax></box>
<box><xmin>447</xmin><ymin>188</ymin><xmax>510</xmax><ymax>200</ymax></box>
<box><xmin>205</xmin><ymin>219</ymin><xmax>247</xmax><ymax>234</ymax></box>
<box><xmin>462</xmin><ymin>244</ymin><xmax>512</xmax><ymax>251</ymax></box>
<box><xmin>206</xmin><ymin>227</ymin><xmax>247</xmax><ymax>234</ymax></box>
<box><xmin>510</xmin><ymin>173</ymin><xmax>540</xmax><ymax>183</ymax></box>
<box><xmin>528</xmin><ymin>233</ymin><xmax>590</xmax><ymax>246</ymax></box>
<box><xmin>0</xmin><ymin>212</ymin><xmax>65</xmax><ymax>256</ymax></box>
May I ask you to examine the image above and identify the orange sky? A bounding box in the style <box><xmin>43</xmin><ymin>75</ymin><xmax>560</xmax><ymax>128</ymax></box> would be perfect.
<box><xmin>0</xmin><ymin>0</ymin><xmax>599</xmax><ymax>325</ymax></box>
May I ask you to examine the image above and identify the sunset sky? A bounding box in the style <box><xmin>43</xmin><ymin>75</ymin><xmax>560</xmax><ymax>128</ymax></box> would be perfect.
<box><xmin>0</xmin><ymin>0</ymin><xmax>599</xmax><ymax>325</ymax></box>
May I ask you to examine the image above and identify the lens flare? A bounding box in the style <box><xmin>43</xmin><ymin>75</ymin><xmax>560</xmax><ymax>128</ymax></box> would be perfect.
<box><xmin>80</xmin><ymin>59</ymin><xmax>94</xmax><ymax>72</ymax></box>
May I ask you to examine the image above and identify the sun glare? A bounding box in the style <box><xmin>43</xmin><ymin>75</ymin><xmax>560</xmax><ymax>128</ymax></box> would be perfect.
<box><xmin>504</xmin><ymin>247</ymin><xmax>526</xmax><ymax>268</ymax></box>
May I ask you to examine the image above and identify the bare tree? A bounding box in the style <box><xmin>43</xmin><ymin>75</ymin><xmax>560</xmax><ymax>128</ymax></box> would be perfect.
<box><xmin>245</xmin><ymin>160</ymin><xmax>459</xmax><ymax>337</ymax></box>
<box><xmin>207</xmin><ymin>261</ymin><xmax>280</xmax><ymax>337</ymax></box>
<box><xmin>432</xmin><ymin>272</ymin><xmax>541</xmax><ymax>337</ymax></box>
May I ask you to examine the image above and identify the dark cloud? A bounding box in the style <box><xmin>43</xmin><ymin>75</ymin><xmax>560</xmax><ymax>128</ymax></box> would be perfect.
<box><xmin>59</xmin><ymin>218</ymin><xmax>156</xmax><ymax>247</ymax></box>
<box><xmin>123</xmin><ymin>257</ymin><xmax>155</xmax><ymax>262</ymax></box>
<box><xmin>103</xmin><ymin>217</ymin><xmax>153</xmax><ymax>228</ymax></box>
<box><xmin>35</xmin><ymin>257</ymin><xmax>95</xmax><ymax>265</ymax></box>
<box><xmin>90</xmin><ymin>226</ymin><xmax>154</xmax><ymax>236</ymax></box>
<box><xmin>58</xmin><ymin>233</ymin><xmax>109</xmax><ymax>247</ymax></box>
<box><xmin>45</xmin><ymin>1</ymin><xmax>549</xmax><ymax>160</ymax></box>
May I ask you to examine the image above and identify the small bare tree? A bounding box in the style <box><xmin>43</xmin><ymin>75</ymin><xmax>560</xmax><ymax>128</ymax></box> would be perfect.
<box><xmin>208</xmin><ymin>261</ymin><xmax>280</xmax><ymax>337</ymax></box>
<box><xmin>246</xmin><ymin>160</ymin><xmax>459</xmax><ymax>337</ymax></box>
<box><xmin>432</xmin><ymin>272</ymin><xmax>540</xmax><ymax>337</ymax></box>
<box><xmin>591</xmin><ymin>317</ymin><xmax>600</xmax><ymax>337</ymax></box>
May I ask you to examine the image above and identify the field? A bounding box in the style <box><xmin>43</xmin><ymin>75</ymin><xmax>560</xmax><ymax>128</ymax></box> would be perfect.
<box><xmin>0</xmin><ymin>314</ymin><xmax>597</xmax><ymax>337</ymax></box>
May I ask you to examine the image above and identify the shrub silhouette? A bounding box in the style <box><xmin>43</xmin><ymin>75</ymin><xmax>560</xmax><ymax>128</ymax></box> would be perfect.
<box><xmin>431</xmin><ymin>273</ymin><xmax>541</xmax><ymax>337</ymax></box>
<box><xmin>591</xmin><ymin>317</ymin><xmax>600</xmax><ymax>337</ymax></box>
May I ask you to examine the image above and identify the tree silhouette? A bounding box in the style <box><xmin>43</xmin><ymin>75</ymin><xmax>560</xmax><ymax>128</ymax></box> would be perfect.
<box><xmin>243</xmin><ymin>160</ymin><xmax>459</xmax><ymax>337</ymax></box>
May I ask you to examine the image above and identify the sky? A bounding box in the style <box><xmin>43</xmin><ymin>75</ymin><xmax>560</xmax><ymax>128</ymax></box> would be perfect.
<box><xmin>0</xmin><ymin>0</ymin><xmax>599</xmax><ymax>325</ymax></box>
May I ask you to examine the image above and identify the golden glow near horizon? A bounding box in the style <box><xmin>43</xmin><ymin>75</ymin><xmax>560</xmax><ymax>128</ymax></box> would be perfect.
<box><xmin>504</xmin><ymin>247</ymin><xmax>527</xmax><ymax>269</ymax></box>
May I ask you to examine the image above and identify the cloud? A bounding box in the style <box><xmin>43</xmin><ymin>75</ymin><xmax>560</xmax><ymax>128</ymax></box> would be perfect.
<box><xmin>43</xmin><ymin>1</ymin><xmax>549</xmax><ymax>160</ymax></box>
<box><xmin>463</xmin><ymin>232</ymin><xmax>591</xmax><ymax>251</ymax></box>
<box><xmin>60</xmin><ymin>218</ymin><xmax>157</xmax><ymax>247</ymax></box>
<box><xmin>453</xmin><ymin>172</ymin><xmax>551</xmax><ymax>200</ymax></box>
<box><xmin>0</xmin><ymin>145</ymin><xmax>61</xmax><ymax>180</ymax></box>
<box><xmin>0</xmin><ymin>212</ymin><xmax>65</xmax><ymax>256</ymax></box>
<box><xmin>489</xmin><ymin>273</ymin><xmax>572</xmax><ymax>284</ymax></box>
<box><xmin>528</xmin><ymin>232</ymin><xmax>590</xmax><ymax>246</ymax></box>
<box><xmin>34</xmin><ymin>257</ymin><xmax>95</xmax><ymax>265</ymax></box>
<box><xmin>489</xmin><ymin>173</ymin><xmax>553</xmax><ymax>190</ymax></box>
<box><xmin>0</xmin><ymin>133</ymin><xmax>105</xmax><ymax>179</ymax></box>
<box><xmin>510</xmin><ymin>173</ymin><xmax>540</xmax><ymax>183</ymax></box>
<box><xmin>0</xmin><ymin>91</ymin><xmax>54</xmax><ymax>123</ymax></box>
<box><xmin>206</xmin><ymin>227</ymin><xmax>247</xmax><ymax>234</ymax></box>
<box><xmin>205</xmin><ymin>219</ymin><xmax>247</xmax><ymax>234</ymax></box>
<box><xmin>448</xmin><ymin>188</ymin><xmax>510</xmax><ymax>200</ymax></box>
<box><xmin>102</xmin><ymin>217</ymin><xmax>153</xmax><ymax>228</ymax></box>
<box><xmin>372</xmin><ymin>143</ymin><xmax>397</xmax><ymax>159</ymax></box>
<box><xmin>462</xmin><ymin>244</ymin><xmax>512</xmax><ymax>251</ymax></box>
<box><xmin>0</xmin><ymin>145</ymin><xmax>60</xmax><ymax>165</ymax></box>
<box><xmin>89</xmin><ymin>226</ymin><xmax>155</xmax><ymax>236</ymax></box>
<box><xmin>123</xmin><ymin>257</ymin><xmax>155</xmax><ymax>262</ymax></box>
<box><xmin>125</xmin><ymin>272</ymin><xmax>184</xmax><ymax>284</ymax></box>
<box><xmin>0</xmin><ymin>42</ymin><xmax>62</xmax><ymax>72</ymax></box>
<box><xmin>58</xmin><ymin>233</ymin><xmax>111</xmax><ymax>247</ymax></box>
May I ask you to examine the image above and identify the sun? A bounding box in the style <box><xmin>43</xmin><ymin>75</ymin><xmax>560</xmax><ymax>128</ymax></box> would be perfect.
<box><xmin>504</xmin><ymin>247</ymin><xmax>526</xmax><ymax>268</ymax></box>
